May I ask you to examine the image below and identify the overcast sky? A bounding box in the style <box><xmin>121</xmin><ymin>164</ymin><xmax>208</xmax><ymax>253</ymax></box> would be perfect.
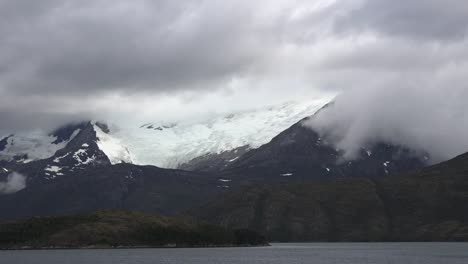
<box><xmin>1</xmin><ymin>0</ymin><xmax>468</xmax><ymax>156</ymax></box>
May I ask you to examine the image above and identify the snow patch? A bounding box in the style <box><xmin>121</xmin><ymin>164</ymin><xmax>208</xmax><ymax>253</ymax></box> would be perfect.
<box><xmin>20</xmin><ymin>158</ymin><xmax>33</xmax><ymax>164</ymax></box>
<box><xmin>45</xmin><ymin>166</ymin><xmax>62</xmax><ymax>173</ymax></box>
<box><xmin>280</xmin><ymin>173</ymin><xmax>293</xmax><ymax>177</ymax></box>
<box><xmin>218</xmin><ymin>179</ymin><xmax>232</xmax><ymax>182</ymax></box>
<box><xmin>44</xmin><ymin>165</ymin><xmax>65</xmax><ymax>179</ymax></box>
<box><xmin>125</xmin><ymin>171</ymin><xmax>134</xmax><ymax>179</ymax></box>
<box><xmin>0</xmin><ymin>129</ymin><xmax>80</xmax><ymax>162</ymax></box>
<box><xmin>94</xmin><ymin>124</ymin><xmax>133</xmax><ymax>164</ymax></box>
<box><xmin>227</xmin><ymin>157</ymin><xmax>239</xmax><ymax>163</ymax></box>
<box><xmin>46</xmin><ymin>174</ymin><xmax>57</xmax><ymax>180</ymax></box>
<box><xmin>53</xmin><ymin>153</ymin><xmax>69</xmax><ymax>163</ymax></box>
<box><xmin>73</xmin><ymin>148</ymin><xmax>96</xmax><ymax>165</ymax></box>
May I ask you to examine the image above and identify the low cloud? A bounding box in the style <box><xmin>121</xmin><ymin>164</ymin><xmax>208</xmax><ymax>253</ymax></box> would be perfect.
<box><xmin>303</xmin><ymin>0</ymin><xmax>468</xmax><ymax>163</ymax></box>
<box><xmin>335</xmin><ymin>0</ymin><xmax>468</xmax><ymax>41</ymax></box>
<box><xmin>306</xmin><ymin>84</ymin><xmax>468</xmax><ymax>163</ymax></box>
<box><xmin>0</xmin><ymin>172</ymin><xmax>27</xmax><ymax>194</ymax></box>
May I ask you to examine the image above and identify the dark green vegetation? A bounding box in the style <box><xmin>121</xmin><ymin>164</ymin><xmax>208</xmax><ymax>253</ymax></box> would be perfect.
<box><xmin>196</xmin><ymin>153</ymin><xmax>468</xmax><ymax>242</ymax></box>
<box><xmin>0</xmin><ymin>210</ymin><xmax>267</xmax><ymax>249</ymax></box>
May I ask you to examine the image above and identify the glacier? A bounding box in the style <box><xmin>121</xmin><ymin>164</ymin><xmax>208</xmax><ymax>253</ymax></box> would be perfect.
<box><xmin>100</xmin><ymin>100</ymin><xmax>327</xmax><ymax>168</ymax></box>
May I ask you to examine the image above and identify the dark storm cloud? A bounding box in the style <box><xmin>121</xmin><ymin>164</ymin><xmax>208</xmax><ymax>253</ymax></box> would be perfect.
<box><xmin>335</xmin><ymin>0</ymin><xmax>468</xmax><ymax>41</ymax></box>
<box><xmin>0</xmin><ymin>110</ymin><xmax>93</xmax><ymax>133</ymax></box>
<box><xmin>1</xmin><ymin>0</ymin><xmax>320</xmax><ymax>129</ymax></box>
<box><xmin>0</xmin><ymin>0</ymin><xmax>271</xmax><ymax>96</ymax></box>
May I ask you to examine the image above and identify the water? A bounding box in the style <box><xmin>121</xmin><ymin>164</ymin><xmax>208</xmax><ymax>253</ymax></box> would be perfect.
<box><xmin>1</xmin><ymin>243</ymin><xmax>468</xmax><ymax>264</ymax></box>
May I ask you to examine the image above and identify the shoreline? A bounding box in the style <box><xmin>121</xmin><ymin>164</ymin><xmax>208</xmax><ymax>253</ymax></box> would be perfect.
<box><xmin>0</xmin><ymin>243</ymin><xmax>271</xmax><ymax>251</ymax></box>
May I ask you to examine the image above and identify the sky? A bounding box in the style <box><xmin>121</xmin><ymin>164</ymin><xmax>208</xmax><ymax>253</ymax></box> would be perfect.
<box><xmin>0</xmin><ymin>0</ymin><xmax>468</xmax><ymax>160</ymax></box>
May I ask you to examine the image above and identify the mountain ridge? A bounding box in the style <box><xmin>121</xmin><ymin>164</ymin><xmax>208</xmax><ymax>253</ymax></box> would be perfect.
<box><xmin>0</xmin><ymin>100</ymin><xmax>443</xmax><ymax>224</ymax></box>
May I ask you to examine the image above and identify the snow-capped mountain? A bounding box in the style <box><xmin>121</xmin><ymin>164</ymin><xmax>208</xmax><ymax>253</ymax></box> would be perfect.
<box><xmin>0</xmin><ymin>122</ymin><xmax>110</xmax><ymax>186</ymax></box>
<box><xmin>0</xmin><ymin>130</ymin><xmax>81</xmax><ymax>163</ymax></box>
<box><xmin>0</xmin><ymin>99</ymin><xmax>431</xmax><ymax>186</ymax></box>
<box><xmin>219</xmin><ymin>102</ymin><xmax>430</xmax><ymax>184</ymax></box>
<box><xmin>0</xmin><ymin>100</ymin><xmax>434</xmax><ymax>220</ymax></box>
<box><xmin>91</xmin><ymin>100</ymin><xmax>328</xmax><ymax>168</ymax></box>
<box><xmin>0</xmin><ymin>100</ymin><xmax>327</xmax><ymax>170</ymax></box>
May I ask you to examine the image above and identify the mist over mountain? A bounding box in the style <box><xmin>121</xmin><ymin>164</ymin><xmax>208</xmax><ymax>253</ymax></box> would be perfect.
<box><xmin>0</xmin><ymin>172</ymin><xmax>26</xmax><ymax>194</ymax></box>
<box><xmin>306</xmin><ymin>86</ymin><xmax>468</xmax><ymax>163</ymax></box>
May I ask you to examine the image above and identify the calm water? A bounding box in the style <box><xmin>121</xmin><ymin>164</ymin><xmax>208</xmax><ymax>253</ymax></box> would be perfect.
<box><xmin>1</xmin><ymin>243</ymin><xmax>468</xmax><ymax>264</ymax></box>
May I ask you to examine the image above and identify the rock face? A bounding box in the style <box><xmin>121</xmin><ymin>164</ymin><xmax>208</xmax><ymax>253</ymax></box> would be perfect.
<box><xmin>0</xmin><ymin>136</ymin><xmax>10</xmax><ymax>152</ymax></box>
<box><xmin>179</xmin><ymin>146</ymin><xmax>250</xmax><ymax>172</ymax></box>
<box><xmin>0</xmin><ymin>210</ymin><xmax>268</xmax><ymax>249</ymax></box>
<box><xmin>0</xmin><ymin>124</ymin><xmax>226</xmax><ymax>220</ymax></box>
<box><xmin>178</xmin><ymin>103</ymin><xmax>428</xmax><ymax>178</ymax></box>
<box><xmin>195</xmin><ymin>152</ymin><xmax>468</xmax><ymax>242</ymax></box>
<box><xmin>0</xmin><ymin>163</ymin><xmax>223</xmax><ymax>220</ymax></box>
<box><xmin>0</xmin><ymin>122</ymin><xmax>111</xmax><ymax>187</ymax></box>
<box><xmin>218</xmin><ymin>116</ymin><xmax>427</xmax><ymax>185</ymax></box>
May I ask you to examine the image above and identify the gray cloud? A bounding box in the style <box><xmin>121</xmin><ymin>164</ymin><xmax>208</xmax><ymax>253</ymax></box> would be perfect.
<box><xmin>0</xmin><ymin>0</ymin><xmax>339</xmax><ymax>129</ymax></box>
<box><xmin>302</xmin><ymin>0</ymin><xmax>468</xmax><ymax>162</ymax></box>
<box><xmin>306</xmin><ymin>82</ymin><xmax>468</xmax><ymax>163</ymax></box>
<box><xmin>0</xmin><ymin>110</ymin><xmax>92</xmax><ymax>133</ymax></box>
<box><xmin>1</xmin><ymin>0</ymin><xmax>468</xmax><ymax>153</ymax></box>
<box><xmin>335</xmin><ymin>0</ymin><xmax>468</xmax><ymax>41</ymax></box>
<box><xmin>0</xmin><ymin>0</ymin><xmax>270</xmax><ymax>96</ymax></box>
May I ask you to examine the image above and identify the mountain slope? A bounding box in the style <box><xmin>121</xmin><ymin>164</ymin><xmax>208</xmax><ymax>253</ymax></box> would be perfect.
<box><xmin>102</xmin><ymin>100</ymin><xmax>327</xmax><ymax>168</ymax></box>
<box><xmin>0</xmin><ymin>100</ymin><xmax>428</xmax><ymax>179</ymax></box>
<box><xmin>0</xmin><ymin>126</ymin><xmax>82</xmax><ymax>164</ymax></box>
<box><xmin>218</xmin><ymin>104</ymin><xmax>428</xmax><ymax>184</ymax></box>
<box><xmin>0</xmin><ymin>161</ymin><xmax>228</xmax><ymax>220</ymax></box>
<box><xmin>0</xmin><ymin>122</ymin><xmax>229</xmax><ymax>220</ymax></box>
<box><xmin>195</xmin><ymin>152</ymin><xmax>468</xmax><ymax>241</ymax></box>
<box><xmin>0</xmin><ymin>100</ymin><xmax>438</xmax><ymax>223</ymax></box>
<box><xmin>0</xmin><ymin>122</ymin><xmax>111</xmax><ymax>187</ymax></box>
